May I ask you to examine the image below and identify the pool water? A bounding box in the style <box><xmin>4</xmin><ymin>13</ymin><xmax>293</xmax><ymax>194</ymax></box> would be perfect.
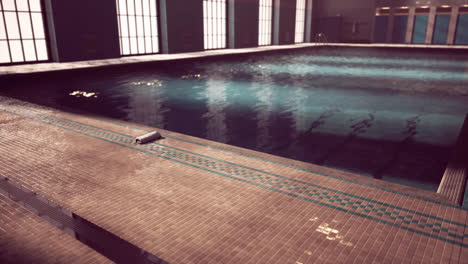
<box><xmin>2</xmin><ymin>47</ymin><xmax>468</xmax><ymax>191</ymax></box>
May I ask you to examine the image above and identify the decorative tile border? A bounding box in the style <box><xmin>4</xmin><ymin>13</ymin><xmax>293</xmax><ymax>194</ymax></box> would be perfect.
<box><xmin>67</xmin><ymin>106</ymin><xmax>468</xmax><ymax>210</ymax></box>
<box><xmin>1</xmin><ymin>105</ymin><xmax>467</xmax><ymax>248</ymax></box>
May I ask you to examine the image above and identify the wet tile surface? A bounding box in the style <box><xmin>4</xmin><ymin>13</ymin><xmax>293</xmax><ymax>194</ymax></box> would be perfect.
<box><xmin>0</xmin><ymin>96</ymin><xmax>467</xmax><ymax>263</ymax></box>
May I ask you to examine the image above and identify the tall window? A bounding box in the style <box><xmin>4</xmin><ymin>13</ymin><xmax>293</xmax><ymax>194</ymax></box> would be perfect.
<box><xmin>116</xmin><ymin>0</ymin><xmax>159</xmax><ymax>55</ymax></box>
<box><xmin>294</xmin><ymin>0</ymin><xmax>306</xmax><ymax>43</ymax></box>
<box><xmin>0</xmin><ymin>0</ymin><xmax>48</xmax><ymax>64</ymax></box>
<box><xmin>258</xmin><ymin>0</ymin><xmax>273</xmax><ymax>46</ymax></box>
<box><xmin>203</xmin><ymin>0</ymin><xmax>226</xmax><ymax>50</ymax></box>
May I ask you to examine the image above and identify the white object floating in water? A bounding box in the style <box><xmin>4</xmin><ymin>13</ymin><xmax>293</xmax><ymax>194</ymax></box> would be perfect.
<box><xmin>135</xmin><ymin>131</ymin><xmax>162</xmax><ymax>144</ymax></box>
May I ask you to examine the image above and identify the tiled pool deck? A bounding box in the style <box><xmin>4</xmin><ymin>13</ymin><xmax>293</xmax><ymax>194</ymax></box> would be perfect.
<box><xmin>0</xmin><ymin>192</ymin><xmax>110</xmax><ymax>263</ymax></box>
<box><xmin>1</xmin><ymin>43</ymin><xmax>468</xmax><ymax>76</ymax></box>
<box><xmin>0</xmin><ymin>96</ymin><xmax>467</xmax><ymax>263</ymax></box>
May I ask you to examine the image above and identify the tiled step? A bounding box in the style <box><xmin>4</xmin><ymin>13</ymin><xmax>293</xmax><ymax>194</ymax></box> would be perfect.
<box><xmin>437</xmin><ymin>114</ymin><xmax>468</xmax><ymax>205</ymax></box>
<box><xmin>0</xmin><ymin>177</ymin><xmax>166</xmax><ymax>264</ymax></box>
<box><xmin>0</xmin><ymin>191</ymin><xmax>111</xmax><ymax>263</ymax></box>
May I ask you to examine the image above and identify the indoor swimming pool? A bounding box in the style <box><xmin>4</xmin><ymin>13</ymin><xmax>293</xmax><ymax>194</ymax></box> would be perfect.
<box><xmin>2</xmin><ymin>46</ymin><xmax>468</xmax><ymax>191</ymax></box>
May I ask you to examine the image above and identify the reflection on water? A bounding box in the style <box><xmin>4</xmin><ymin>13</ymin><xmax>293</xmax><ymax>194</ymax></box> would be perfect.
<box><xmin>69</xmin><ymin>91</ymin><xmax>99</xmax><ymax>98</ymax></box>
<box><xmin>253</xmin><ymin>74</ymin><xmax>274</xmax><ymax>151</ymax></box>
<box><xmin>181</xmin><ymin>73</ymin><xmax>203</xmax><ymax>79</ymax></box>
<box><xmin>203</xmin><ymin>79</ymin><xmax>228</xmax><ymax>142</ymax></box>
<box><xmin>127</xmin><ymin>80</ymin><xmax>169</xmax><ymax>128</ymax></box>
<box><xmin>1</xmin><ymin>47</ymin><xmax>468</xmax><ymax>191</ymax></box>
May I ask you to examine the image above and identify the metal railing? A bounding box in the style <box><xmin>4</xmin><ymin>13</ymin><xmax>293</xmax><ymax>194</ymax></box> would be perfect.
<box><xmin>315</xmin><ymin>32</ymin><xmax>328</xmax><ymax>43</ymax></box>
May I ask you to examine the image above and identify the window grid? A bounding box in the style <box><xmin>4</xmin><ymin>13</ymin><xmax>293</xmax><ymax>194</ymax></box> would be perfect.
<box><xmin>258</xmin><ymin>0</ymin><xmax>273</xmax><ymax>46</ymax></box>
<box><xmin>203</xmin><ymin>0</ymin><xmax>226</xmax><ymax>50</ymax></box>
<box><xmin>0</xmin><ymin>0</ymin><xmax>49</xmax><ymax>64</ymax></box>
<box><xmin>116</xmin><ymin>0</ymin><xmax>159</xmax><ymax>56</ymax></box>
<box><xmin>294</xmin><ymin>0</ymin><xmax>306</xmax><ymax>43</ymax></box>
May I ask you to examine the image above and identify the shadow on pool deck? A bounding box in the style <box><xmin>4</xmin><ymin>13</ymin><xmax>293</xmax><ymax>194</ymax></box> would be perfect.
<box><xmin>0</xmin><ymin>177</ymin><xmax>168</xmax><ymax>264</ymax></box>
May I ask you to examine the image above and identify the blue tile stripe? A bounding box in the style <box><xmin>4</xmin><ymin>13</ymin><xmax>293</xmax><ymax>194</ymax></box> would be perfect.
<box><xmin>1</xmin><ymin>105</ymin><xmax>467</xmax><ymax>248</ymax></box>
<box><xmin>64</xmin><ymin>108</ymin><xmax>468</xmax><ymax>211</ymax></box>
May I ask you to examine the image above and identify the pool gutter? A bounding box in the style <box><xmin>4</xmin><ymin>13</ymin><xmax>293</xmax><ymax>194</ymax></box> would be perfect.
<box><xmin>1</xmin><ymin>43</ymin><xmax>468</xmax><ymax>77</ymax></box>
<box><xmin>437</xmin><ymin>113</ymin><xmax>468</xmax><ymax>206</ymax></box>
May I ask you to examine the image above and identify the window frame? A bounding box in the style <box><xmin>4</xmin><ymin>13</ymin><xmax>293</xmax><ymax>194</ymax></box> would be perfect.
<box><xmin>203</xmin><ymin>0</ymin><xmax>227</xmax><ymax>50</ymax></box>
<box><xmin>116</xmin><ymin>0</ymin><xmax>161</xmax><ymax>56</ymax></box>
<box><xmin>258</xmin><ymin>0</ymin><xmax>273</xmax><ymax>46</ymax></box>
<box><xmin>0</xmin><ymin>0</ymin><xmax>51</xmax><ymax>66</ymax></box>
<box><xmin>294</xmin><ymin>0</ymin><xmax>306</xmax><ymax>43</ymax></box>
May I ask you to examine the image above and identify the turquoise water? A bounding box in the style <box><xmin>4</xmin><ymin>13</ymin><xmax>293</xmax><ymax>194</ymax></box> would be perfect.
<box><xmin>2</xmin><ymin>47</ymin><xmax>468</xmax><ymax>191</ymax></box>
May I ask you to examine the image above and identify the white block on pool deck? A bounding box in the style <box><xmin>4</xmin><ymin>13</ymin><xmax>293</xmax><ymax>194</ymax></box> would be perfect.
<box><xmin>135</xmin><ymin>131</ymin><xmax>162</xmax><ymax>144</ymax></box>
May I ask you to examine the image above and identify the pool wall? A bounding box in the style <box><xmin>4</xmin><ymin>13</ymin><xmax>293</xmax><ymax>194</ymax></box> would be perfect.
<box><xmin>37</xmin><ymin>0</ymin><xmax>312</xmax><ymax>64</ymax></box>
<box><xmin>44</xmin><ymin>0</ymin><xmax>121</xmax><ymax>62</ymax></box>
<box><xmin>4</xmin><ymin>0</ymin><xmax>467</xmax><ymax>67</ymax></box>
<box><xmin>437</xmin><ymin>114</ymin><xmax>468</xmax><ymax>206</ymax></box>
<box><xmin>316</xmin><ymin>0</ymin><xmax>375</xmax><ymax>43</ymax></box>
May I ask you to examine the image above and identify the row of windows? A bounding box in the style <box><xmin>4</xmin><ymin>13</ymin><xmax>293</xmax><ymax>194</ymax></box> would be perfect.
<box><xmin>0</xmin><ymin>0</ymin><xmax>310</xmax><ymax>65</ymax></box>
<box><xmin>374</xmin><ymin>8</ymin><xmax>468</xmax><ymax>45</ymax></box>
<box><xmin>202</xmin><ymin>0</ymin><xmax>308</xmax><ymax>50</ymax></box>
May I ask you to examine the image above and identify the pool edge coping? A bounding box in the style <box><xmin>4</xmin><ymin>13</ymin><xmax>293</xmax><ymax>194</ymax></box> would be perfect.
<box><xmin>1</xmin><ymin>42</ymin><xmax>468</xmax><ymax>77</ymax></box>
<box><xmin>3</xmin><ymin>95</ymin><xmax>464</xmax><ymax>211</ymax></box>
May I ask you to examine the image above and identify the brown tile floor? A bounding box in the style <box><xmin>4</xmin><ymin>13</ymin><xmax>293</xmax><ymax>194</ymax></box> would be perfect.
<box><xmin>0</xmin><ymin>96</ymin><xmax>467</xmax><ymax>263</ymax></box>
<box><xmin>0</xmin><ymin>192</ymin><xmax>111</xmax><ymax>263</ymax></box>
